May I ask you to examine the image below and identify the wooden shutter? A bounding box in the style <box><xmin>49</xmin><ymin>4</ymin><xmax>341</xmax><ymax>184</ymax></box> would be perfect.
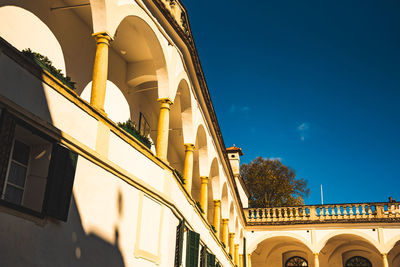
<box><xmin>0</xmin><ymin>110</ymin><xmax>16</xmax><ymax>193</ymax></box>
<box><xmin>174</xmin><ymin>219</ymin><xmax>185</xmax><ymax>267</ymax></box>
<box><xmin>207</xmin><ymin>252</ymin><xmax>216</xmax><ymax>267</ymax></box>
<box><xmin>200</xmin><ymin>246</ymin><xmax>207</xmax><ymax>267</ymax></box>
<box><xmin>186</xmin><ymin>230</ymin><xmax>200</xmax><ymax>267</ymax></box>
<box><xmin>44</xmin><ymin>144</ymin><xmax>78</xmax><ymax>221</ymax></box>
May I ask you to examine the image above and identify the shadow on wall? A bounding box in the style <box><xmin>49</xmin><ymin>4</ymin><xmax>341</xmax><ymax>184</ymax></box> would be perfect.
<box><xmin>0</xmin><ymin>195</ymin><xmax>125</xmax><ymax>267</ymax></box>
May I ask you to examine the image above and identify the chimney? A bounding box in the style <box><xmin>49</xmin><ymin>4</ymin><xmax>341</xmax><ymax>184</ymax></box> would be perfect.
<box><xmin>226</xmin><ymin>145</ymin><xmax>243</xmax><ymax>177</ymax></box>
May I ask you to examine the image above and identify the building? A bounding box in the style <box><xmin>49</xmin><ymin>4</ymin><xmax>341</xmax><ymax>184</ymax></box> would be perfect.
<box><xmin>0</xmin><ymin>1</ymin><xmax>399</xmax><ymax>266</ymax></box>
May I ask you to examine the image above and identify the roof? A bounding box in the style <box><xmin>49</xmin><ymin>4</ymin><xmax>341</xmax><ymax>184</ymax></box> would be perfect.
<box><xmin>226</xmin><ymin>146</ymin><xmax>244</xmax><ymax>156</ymax></box>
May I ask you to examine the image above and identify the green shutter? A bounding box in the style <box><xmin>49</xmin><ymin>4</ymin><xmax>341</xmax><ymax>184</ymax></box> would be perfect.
<box><xmin>0</xmin><ymin>110</ymin><xmax>16</xmax><ymax>193</ymax></box>
<box><xmin>175</xmin><ymin>219</ymin><xmax>185</xmax><ymax>267</ymax></box>
<box><xmin>207</xmin><ymin>252</ymin><xmax>216</xmax><ymax>267</ymax></box>
<box><xmin>200</xmin><ymin>246</ymin><xmax>207</xmax><ymax>267</ymax></box>
<box><xmin>44</xmin><ymin>144</ymin><xmax>78</xmax><ymax>221</ymax></box>
<box><xmin>186</xmin><ymin>230</ymin><xmax>200</xmax><ymax>267</ymax></box>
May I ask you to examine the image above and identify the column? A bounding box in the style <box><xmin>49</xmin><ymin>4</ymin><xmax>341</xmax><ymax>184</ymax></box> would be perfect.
<box><xmin>222</xmin><ymin>219</ymin><xmax>229</xmax><ymax>248</ymax></box>
<box><xmin>213</xmin><ymin>200</ymin><xmax>221</xmax><ymax>237</ymax></box>
<box><xmin>382</xmin><ymin>253</ymin><xmax>389</xmax><ymax>267</ymax></box>
<box><xmin>247</xmin><ymin>253</ymin><xmax>252</xmax><ymax>267</ymax></box>
<box><xmin>156</xmin><ymin>98</ymin><xmax>173</xmax><ymax>160</ymax></box>
<box><xmin>200</xmin><ymin>176</ymin><xmax>208</xmax><ymax>215</ymax></box>
<box><xmin>90</xmin><ymin>32</ymin><xmax>112</xmax><ymax>112</ymax></box>
<box><xmin>313</xmin><ymin>253</ymin><xmax>319</xmax><ymax>267</ymax></box>
<box><xmin>239</xmin><ymin>254</ymin><xmax>243</xmax><ymax>267</ymax></box>
<box><xmin>229</xmin><ymin>233</ymin><xmax>235</xmax><ymax>259</ymax></box>
<box><xmin>183</xmin><ymin>143</ymin><xmax>194</xmax><ymax>192</ymax></box>
<box><xmin>234</xmin><ymin>244</ymin><xmax>239</xmax><ymax>265</ymax></box>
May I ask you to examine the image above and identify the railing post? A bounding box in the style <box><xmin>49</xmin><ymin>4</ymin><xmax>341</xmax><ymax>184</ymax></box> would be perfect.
<box><xmin>310</xmin><ymin>206</ymin><xmax>317</xmax><ymax>220</ymax></box>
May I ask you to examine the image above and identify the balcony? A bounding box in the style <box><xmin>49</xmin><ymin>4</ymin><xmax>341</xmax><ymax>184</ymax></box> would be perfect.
<box><xmin>245</xmin><ymin>202</ymin><xmax>400</xmax><ymax>225</ymax></box>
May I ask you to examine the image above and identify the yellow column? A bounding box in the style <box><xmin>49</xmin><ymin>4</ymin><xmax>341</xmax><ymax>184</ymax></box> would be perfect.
<box><xmin>239</xmin><ymin>254</ymin><xmax>243</xmax><ymax>267</ymax></box>
<box><xmin>314</xmin><ymin>253</ymin><xmax>319</xmax><ymax>267</ymax></box>
<box><xmin>222</xmin><ymin>219</ymin><xmax>229</xmax><ymax>248</ymax></box>
<box><xmin>229</xmin><ymin>233</ymin><xmax>235</xmax><ymax>259</ymax></box>
<box><xmin>247</xmin><ymin>254</ymin><xmax>252</xmax><ymax>267</ymax></box>
<box><xmin>90</xmin><ymin>32</ymin><xmax>112</xmax><ymax>112</ymax></box>
<box><xmin>199</xmin><ymin>176</ymin><xmax>208</xmax><ymax>215</ymax></box>
<box><xmin>156</xmin><ymin>98</ymin><xmax>173</xmax><ymax>160</ymax></box>
<box><xmin>234</xmin><ymin>244</ymin><xmax>239</xmax><ymax>265</ymax></box>
<box><xmin>183</xmin><ymin>143</ymin><xmax>194</xmax><ymax>192</ymax></box>
<box><xmin>213</xmin><ymin>200</ymin><xmax>221</xmax><ymax>237</ymax></box>
<box><xmin>382</xmin><ymin>253</ymin><xmax>389</xmax><ymax>267</ymax></box>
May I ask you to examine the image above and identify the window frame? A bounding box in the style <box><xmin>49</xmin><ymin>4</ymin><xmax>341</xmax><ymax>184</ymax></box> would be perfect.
<box><xmin>285</xmin><ymin>256</ymin><xmax>308</xmax><ymax>267</ymax></box>
<box><xmin>345</xmin><ymin>256</ymin><xmax>372</xmax><ymax>267</ymax></box>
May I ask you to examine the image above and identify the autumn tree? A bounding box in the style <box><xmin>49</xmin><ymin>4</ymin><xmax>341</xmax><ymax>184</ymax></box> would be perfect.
<box><xmin>240</xmin><ymin>157</ymin><xmax>310</xmax><ymax>208</ymax></box>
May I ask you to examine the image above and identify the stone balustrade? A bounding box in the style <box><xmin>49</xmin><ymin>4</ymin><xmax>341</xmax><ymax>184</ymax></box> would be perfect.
<box><xmin>245</xmin><ymin>202</ymin><xmax>400</xmax><ymax>225</ymax></box>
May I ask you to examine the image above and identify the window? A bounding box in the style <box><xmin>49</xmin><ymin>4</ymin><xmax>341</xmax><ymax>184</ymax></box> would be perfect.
<box><xmin>285</xmin><ymin>256</ymin><xmax>308</xmax><ymax>267</ymax></box>
<box><xmin>0</xmin><ymin>109</ymin><xmax>77</xmax><ymax>221</ymax></box>
<box><xmin>345</xmin><ymin>256</ymin><xmax>372</xmax><ymax>267</ymax></box>
<box><xmin>186</xmin><ymin>229</ymin><xmax>200</xmax><ymax>267</ymax></box>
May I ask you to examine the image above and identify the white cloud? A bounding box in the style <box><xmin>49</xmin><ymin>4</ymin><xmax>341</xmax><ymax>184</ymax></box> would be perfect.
<box><xmin>297</xmin><ymin>122</ymin><xmax>310</xmax><ymax>141</ymax></box>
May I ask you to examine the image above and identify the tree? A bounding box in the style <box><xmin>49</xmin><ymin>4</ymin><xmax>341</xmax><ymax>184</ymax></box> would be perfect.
<box><xmin>240</xmin><ymin>157</ymin><xmax>310</xmax><ymax>208</ymax></box>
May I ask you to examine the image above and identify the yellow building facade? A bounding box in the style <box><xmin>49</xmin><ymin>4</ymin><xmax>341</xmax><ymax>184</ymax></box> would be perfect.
<box><xmin>0</xmin><ymin>1</ymin><xmax>399</xmax><ymax>266</ymax></box>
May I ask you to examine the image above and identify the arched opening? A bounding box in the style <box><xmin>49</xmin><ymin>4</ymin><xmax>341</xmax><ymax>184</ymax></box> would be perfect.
<box><xmin>319</xmin><ymin>234</ymin><xmax>380</xmax><ymax>267</ymax></box>
<box><xmin>250</xmin><ymin>236</ymin><xmax>312</xmax><ymax>267</ymax></box>
<box><xmin>0</xmin><ymin>2</ymin><xmax>97</xmax><ymax>91</ymax></box>
<box><xmin>107</xmin><ymin>15</ymin><xmax>168</xmax><ymax>149</ymax></box>
<box><xmin>388</xmin><ymin>240</ymin><xmax>400</xmax><ymax>267</ymax></box>
<box><xmin>229</xmin><ymin>202</ymin><xmax>235</xmax><ymax>233</ymax></box>
<box><xmin>81</xmin><ymin>81</ymin><xmax>130</xmax><ymax>123</ymax></box>
<box><xmin>207</xmin><ymin>158</ymin><xmax>219</xmax><ymax>225</ymax></box>
<box><xmin>0</xmin><ymin>6</ymin><xmax>66</xmax><ymax>73</ymax></box>
<box><xmin>167</xmin><ymin>80</ymin><xmax>192</xmax><ymax>173</ymax></box>
<box><xmin>191</xmin><ymin>125</ymin><xmax>207</xmax><ymax>203</ymax></box>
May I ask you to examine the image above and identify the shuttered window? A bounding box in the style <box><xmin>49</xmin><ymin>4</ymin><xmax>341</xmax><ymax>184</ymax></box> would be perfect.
<box><xmin>207</xmin><ymin>252</ymin><xmax>216</xmax><ymax>267</ymax></box>
<box><xmin>186</xmin><ymin>230</ymin><xmax>200</xmax><ymax>267</ymax></box>
<box><xmin>0</xmin><ymin>109</ymin><xmax>77</xmax><ymax>221</ymax></box>
<box><xmin>174</xmin><ymin>219</ymin><xmax>185</xmax><ymax>267</ymax></box>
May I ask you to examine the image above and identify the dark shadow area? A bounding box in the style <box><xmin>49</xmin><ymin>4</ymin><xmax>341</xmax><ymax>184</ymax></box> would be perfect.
<box><xmin>0</xmin><ymin>195</ymin><xmax>125</xmax><ymax>267</ymax></box>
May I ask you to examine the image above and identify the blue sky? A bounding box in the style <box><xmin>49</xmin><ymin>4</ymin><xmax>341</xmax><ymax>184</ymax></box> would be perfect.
<box><xmin>183</xmin><ymin>1</ymin><xmax>400</xmax><ymax>205</ymax></box>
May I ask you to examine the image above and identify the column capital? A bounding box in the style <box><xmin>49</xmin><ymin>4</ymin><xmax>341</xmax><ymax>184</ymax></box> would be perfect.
<box><xmin>184</xmin><ymin>143</ymin><xmax>195</xmax><ymax>151</ymax></box>
<box><xmin>214</xmin><ymin>199</ymin><xmax>221</xmax><ymax>206</ymax></box>
<box><xmin>229</xmin><ymin>232</ymin><xmax>235</xmax><ymax>238</ymax></box>
<box><xmin>222</xmin><ymin>218</ymin><xmax>229</xmax><ymax>224</ymax></box>
<box><xmin>92</xmin><ymin>32</ymin><xmax>112</xmax><ymax>44</ymax></box>
<box><xmin>157</xmin><ymin>97</ymin><xmax>173</xmax><ymax>106</ymax></box>
<box><xmin>234</xmin><ymin>244</ymin><xmax>239</xmax><ymax>248</ymax></box>
<box><xmin>382</xmin><ymin>253</ymin><xmax>388</xmax><ymax>257</ymax></box>
<box><xmin>200</xmin><ymin>176</ymin><xmax>209</xmax><ymax>184</ymax></box>
<box><xmin>313</xmin><ymin>252</ymin><xmax>319</xmax><ymax>256</ymax></box>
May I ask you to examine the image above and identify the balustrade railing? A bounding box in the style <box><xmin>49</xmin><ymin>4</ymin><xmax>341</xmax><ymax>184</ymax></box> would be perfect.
<box><xmin>245</xmin><ymin>202</ymin><xmax>400</xmax><ymax>224</ymax></box>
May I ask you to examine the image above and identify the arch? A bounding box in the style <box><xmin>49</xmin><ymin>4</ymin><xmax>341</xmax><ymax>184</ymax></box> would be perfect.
<box><xmin>229</xmin><ymin>202</ymin><xmax>235</xmax><ymax>232</ymax></box>
<box><xmin>249</xmin><ymin>235</ymin><xmax>313</xmax><ymax>267</ymax></box>
<box><xmin>234</xmin><ymin>218</ymin><xmax>239</xmax><ymax>242</ymax></box>
<box><xmin>0</xmin><ymin>6</ymin><xmax>66</xmax><ymax>73</ymax></box>
<box><xmin>81</xmin><ymin>81</ymin><xmax>130</xmax><ymax>123</ymax></box>
<box><xmin>220</xmin><ymin>182</ymin><xmax>229</xmax><ymax>237</ymax></box>
<box><xmin>248</xmin><ymin>233</ymin><xmax>313</xmax><ymax>254</ymax></box>
<box><xmin>167</xmin><ymin>79</ymin><xmax>193</xmax><ymax>173</ymax></box>
<box><xmin>107</xmin><ymin>15</ymin><xmax>170</xmax><ymax>148</ymax></box>
<box><xmin>191</xmin><ymin>125</ymin><xmax>208</xmax><ymax>204</ymax></box>
<box><xmin>206</xmin><ymin>158</ymin><xmax>219</xmax><ymax>225</ymax></box>
<box><xmin>110</xmin><ymin>14</ymin><xmax>169</xmax><ymax>98</ymax></box>
<box><xmin>385</xmin><ymin>234</ymin><xmax>400</xmax><ymax>253</ymax></box>
<box><xmin>317</xmin><ymin>231</ymin><xmax>382</xmax><ymax>254</ymax></box>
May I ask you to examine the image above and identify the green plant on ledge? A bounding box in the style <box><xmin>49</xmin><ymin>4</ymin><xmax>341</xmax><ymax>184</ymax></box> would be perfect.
<box><xmin>211</xmin><ymin>225</ymin><xmax>217</xmax><ymax>233</ymax></box>
<box><xmin>195</xmin><ymin>201</ymin><xmax>204</xmax><ymax>213</ymax></box>
<box><xmin>22</xmin><ymin>49</ymin><xmax>76</xmax><ymax>90</ymax></box>
<box><xmin>117</xmin><ymin>120</ymin><xmax>152</xmax><ymax>149</ymax></box>
<box><xmin>174</xmin><ymin>169</ymin><xmax>185</xmax><ymax>184</ymax></box>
